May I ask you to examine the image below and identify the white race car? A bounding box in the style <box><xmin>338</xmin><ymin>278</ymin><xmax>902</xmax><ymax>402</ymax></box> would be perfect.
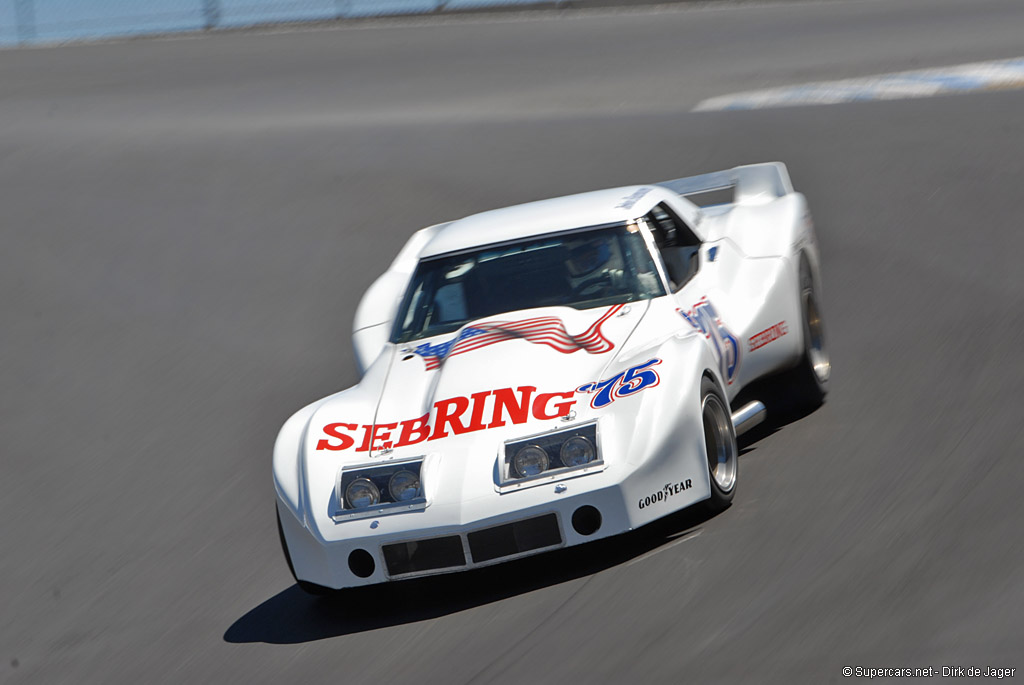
<box><xmin>274</xmin><ymin>162</ymin><xmax>829</xmax><ymax>593</ymax></box>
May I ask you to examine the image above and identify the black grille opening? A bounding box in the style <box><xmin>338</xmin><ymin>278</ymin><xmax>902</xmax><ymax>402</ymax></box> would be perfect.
<box><xmin>467</xmin><ymin>513</ymin><xmax>562</xmax><ymax>563</ymax></box>
<box><xmin>382</xmin><ymin>536</ymin><xmax>465</xmax><ymax>576</ymax></box>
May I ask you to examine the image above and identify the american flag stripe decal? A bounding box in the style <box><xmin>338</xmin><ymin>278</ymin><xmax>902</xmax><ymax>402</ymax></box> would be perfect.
<box><xmin>413</xmin><ymin>304</ymin><xmax>624</xmax><ymax>370</ymax></box>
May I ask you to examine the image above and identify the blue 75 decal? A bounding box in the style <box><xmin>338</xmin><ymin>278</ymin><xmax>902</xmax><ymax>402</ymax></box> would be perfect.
<box><xmin>576</xmin><ymin>358</ymin><xmax>662</xmax><ymax>409</ymax></box>
<box><xmin>677</xmin><ymin>298</ymin><xmax>740</xmax><ymax>385</ymax></box>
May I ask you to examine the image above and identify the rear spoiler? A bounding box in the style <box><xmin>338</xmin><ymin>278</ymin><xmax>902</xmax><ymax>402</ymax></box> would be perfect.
<box><xmin>657</xmin><ymin>162</ymin><xmax>793</xmax><ymax>206</ymax></box>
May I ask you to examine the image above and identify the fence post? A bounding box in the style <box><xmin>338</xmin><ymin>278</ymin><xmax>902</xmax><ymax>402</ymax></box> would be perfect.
<box><xmin>14</xmin><ymin>0</ymin><xmax>36</xmax><ymax>43</ymax></box>
<box><xmin>202</xmin><ymin>0</ymin><xmax>221</xmax><ymax>30</ymax></box>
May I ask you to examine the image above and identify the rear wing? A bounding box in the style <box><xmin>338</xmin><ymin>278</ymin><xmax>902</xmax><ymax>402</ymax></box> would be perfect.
<box><xmin>657</xmin><ymin>162</ymin><xmax>793</xmax><ymax>207</ymax></box>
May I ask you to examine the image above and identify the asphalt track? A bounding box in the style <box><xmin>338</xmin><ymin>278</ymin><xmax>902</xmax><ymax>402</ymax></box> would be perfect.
<box><xmin>3</xmin><ymin>0</ymin><xmax>1024</xmax><ymax>682</ymax></box>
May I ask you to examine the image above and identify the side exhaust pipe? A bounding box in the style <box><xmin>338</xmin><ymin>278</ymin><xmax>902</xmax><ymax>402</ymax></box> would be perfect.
<box><xmin>731</xmin><ymin>401</ymin><xmax>766</xmax><ymax>437</ymax></box>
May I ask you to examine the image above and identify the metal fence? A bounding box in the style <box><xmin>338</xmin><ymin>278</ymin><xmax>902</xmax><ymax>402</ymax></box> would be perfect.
<box><xmin>0</xmin><ymin>0</ymin><xmax>553</xmax><ymax>45</ymax></box>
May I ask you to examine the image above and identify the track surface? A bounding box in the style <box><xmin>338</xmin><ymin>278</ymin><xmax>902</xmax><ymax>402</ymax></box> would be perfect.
<box><xmin>3</xmin><ymin>0</ymin><xmax>1024</xmax><ymax>682</ymax></box>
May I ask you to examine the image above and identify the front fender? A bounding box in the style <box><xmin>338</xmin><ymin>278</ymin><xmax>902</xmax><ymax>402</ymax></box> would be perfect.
<box><xmin>592</xmin><ymin>327</ymin><xmax>724</xmax><ymax>527</ymax></box>
<box><xmin>273</xmin><ymin>347</ymin><xmax>393</xmax><ymax>527</ymax></box>
<box><xmin>273</xmin><ymin>398</ymin><xmax>327</xmax><ymax>524</ymax></box>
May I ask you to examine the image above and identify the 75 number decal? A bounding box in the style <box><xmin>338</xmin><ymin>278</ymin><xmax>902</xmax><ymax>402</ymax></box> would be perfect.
<box><xmin>576</xmin><ymin>358</ymin><xmax>662</xmax><ymax>409</ymax></box>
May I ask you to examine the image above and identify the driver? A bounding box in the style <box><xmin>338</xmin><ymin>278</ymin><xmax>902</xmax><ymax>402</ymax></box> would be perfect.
<box><xmin>565</xmin><ymin>237</ymin><xmax>623</xmax><ymax>298</ymax></box>
<box><xmin>566</xmin><ymin>237</ymin><xmax>612</xmax><ymax>279</ymax></box>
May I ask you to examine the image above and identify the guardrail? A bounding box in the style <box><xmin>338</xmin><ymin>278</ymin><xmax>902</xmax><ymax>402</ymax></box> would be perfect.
<box><xmin>0</xmin><ymin>0</ymin><xmax>561</xmax><ymax>45</ymax></box>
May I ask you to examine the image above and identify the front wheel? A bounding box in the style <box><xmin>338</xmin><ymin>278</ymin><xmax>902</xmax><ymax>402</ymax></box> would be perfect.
<box><xmin>701</xmin><ymin>376</ymin><xmax>738</xmax><ymax>513</ymax></box>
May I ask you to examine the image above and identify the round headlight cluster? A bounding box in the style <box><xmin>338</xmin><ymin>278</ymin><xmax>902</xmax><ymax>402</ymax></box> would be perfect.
<box><xmin>513</xmin><ymin>445</ymin><xmax>549</xmax><ymax>478</ymax></box>
<box><xmin>345</xmin><ymin>478</ymin><xmax>380</xmax><ymax>509</ymax></box>
<box><xmin>560</xmin><ymin>436</ymin><xmax>596</xmax><ymax>467</ymax></box>
<box><xmin>388</xmin><ymin>470</ymin><xmax>421</xmax><ymax>502</ymax></box>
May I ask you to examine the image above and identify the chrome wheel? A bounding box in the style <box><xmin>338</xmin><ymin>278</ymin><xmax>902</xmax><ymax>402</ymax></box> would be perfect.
<box><xmin>803</xmin><ymin>288</ymin><xmax>831</xmax><ymax>385</ymax></box>
<box><xmin>702</xmin><ymin>392</ymin><xmax>737</xmax><ymax>494</ymax></box>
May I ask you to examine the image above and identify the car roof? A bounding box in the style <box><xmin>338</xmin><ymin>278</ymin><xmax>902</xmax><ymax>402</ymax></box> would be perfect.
<box><xmin>419</xmin><ymin>185</ymin><xmax>687</xmax><ymax>258</ymax></box>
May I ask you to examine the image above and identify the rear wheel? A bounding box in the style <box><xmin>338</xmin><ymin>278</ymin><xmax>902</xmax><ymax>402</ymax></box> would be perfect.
<box><xmin>701</xmin><ymin>376</ymin><xmax>738</xmax><ymax>513</ymax></box>
<box><xmin>785</xmin><ymin>254</ymin><xmax>830</xmax><ymax>408</ymax></box>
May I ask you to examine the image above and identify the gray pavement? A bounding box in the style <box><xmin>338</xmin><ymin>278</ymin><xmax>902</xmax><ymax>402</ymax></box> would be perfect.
<box><xmin>2</xmin><ymin>0</ymin><xmax>1024</xmax><ymax>682</ymax></box>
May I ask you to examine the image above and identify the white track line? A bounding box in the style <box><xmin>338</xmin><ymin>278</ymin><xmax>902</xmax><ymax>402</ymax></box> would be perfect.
<box><xmin>694</xmin><ymin>57</ymin><xmax>1024</xmax><ymax>111</ymax></box>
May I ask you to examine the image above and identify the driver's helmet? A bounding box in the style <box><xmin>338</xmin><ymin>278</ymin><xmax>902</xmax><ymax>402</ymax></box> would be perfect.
<box><xmin>566</xmin><ymin>238</ymin><xmax>611</xmax><ymax>278</ymax></box>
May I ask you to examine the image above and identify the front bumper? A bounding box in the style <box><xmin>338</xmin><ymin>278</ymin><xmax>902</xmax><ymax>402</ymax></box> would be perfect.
<box><xmin>277</xmin><ymin>479</ymin><xmax>641</xmax><ymax>589</ymax></box>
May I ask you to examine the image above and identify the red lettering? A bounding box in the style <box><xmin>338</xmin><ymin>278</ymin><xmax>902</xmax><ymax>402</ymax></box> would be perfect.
<box><xmin>488</xmin><ymin>386</ymin><xmax>535</xmax><ymax>428</ymax></box>
<box><xmin>356</xmin><ymin>424</ymin><xmax>374</xmax><ymax>452</ymax></box>
<box><xmin>532</xmin><ymin>392</ymin><xmax>577</xmax><ymax>420</ymax></box>
<box><xmin>396</xmin><ymin>414</ymin><xmax>431</xmax><ymax>447</ymax></box>
<box><xmin>749</xmin><ymin>321</ymin><xmax>788</xmax><ymax>352</ymax></box>
<box><xmin>429</xmin><ymin>396</ymin><xmax>471</xmax><ymax>440</ymax></box>
<box><xmin>465</xmin><ymin>391</ymin><xmax>491</xmax><ymax>432</ymax></box>
<box><xmin>316</xmin><ymin>423</ymin><xmax>357</xmax><ymax>451</ymax></box>
<box><xmin>370</xmin><ymin>422</ymin><xmax>398</xmax><ymax>451</ymax></box>
<box><xmin>319</xmin><ymin>387</ymin><xmax>583</xmax><ymax>451</ymax></box>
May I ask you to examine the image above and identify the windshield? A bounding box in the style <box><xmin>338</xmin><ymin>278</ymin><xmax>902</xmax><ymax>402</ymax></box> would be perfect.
<box><xmin>391</xmin><ymin>223</ymin><xmax>665</xmax><ymax>344</ymax></box>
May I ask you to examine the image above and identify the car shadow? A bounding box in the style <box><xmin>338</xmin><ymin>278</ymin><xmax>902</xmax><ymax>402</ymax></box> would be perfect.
<box><xmin>224</xmin><ymin>504</ymin><xmax>716</xmax><ymax>645</ymax></box>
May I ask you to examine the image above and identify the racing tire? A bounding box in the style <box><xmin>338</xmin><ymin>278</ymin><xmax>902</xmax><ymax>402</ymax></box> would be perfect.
<box><xmin>784</xmin><ymin>253</ymin><xmax>830</xmax><ymax>409</ymax></box>
<box><xmin>276</xmin><ymin>509</ymin><xmax>335</xmax><ymax>597</ymax></box>
<box><xmin>701</xmin><ymin>376</ymin><xmax>738</xmax><ymax>513</ymax></box>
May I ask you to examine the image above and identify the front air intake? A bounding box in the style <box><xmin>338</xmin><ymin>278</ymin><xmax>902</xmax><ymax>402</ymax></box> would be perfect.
<box><xmin>382</xmin><ymin>535</ymin><xmax>466</xmax><ymax>577</ymax></box>
<box><xmin>467</xmin><ymin>513</ymin><xmax>562</xmax><ymax>563</ymax></box>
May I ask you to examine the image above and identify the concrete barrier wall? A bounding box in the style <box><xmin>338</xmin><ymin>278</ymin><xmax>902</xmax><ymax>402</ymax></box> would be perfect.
<box><xmin>0</xmin><ymin>0</ymin><xmax>563</xmax><ymax>45</ymax></box>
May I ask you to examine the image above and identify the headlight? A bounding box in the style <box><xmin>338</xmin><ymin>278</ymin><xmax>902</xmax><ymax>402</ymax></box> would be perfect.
<box><xmin>336</xmin><ymin>457</ymin><xmax>426</xmax><ymax>517</ymax></box>
<box><xmin>560</xmin><ymin>436</ymin><xmax>596</xmax><ymax>467</ymax></box>
<box><xmin>501</xmin><ymin>422</ymin><xmax>601</xmax><ymax>487</ymax></box>
<box><xmin>388</xmin><ymin>470</ymin><xmax>421</xmax><ymax>502</ymax></box>
<box><xmin>513</xmin><ymin>445</ymin><xmax>549</xmax><ymax>478</ymax></box>
<box><xmin>345</xmin><ymin>478</ymin><xmax>380</xmax><ymax>509</ymax></box>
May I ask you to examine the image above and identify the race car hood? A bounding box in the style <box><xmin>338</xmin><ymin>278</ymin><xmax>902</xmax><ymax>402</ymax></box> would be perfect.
<box><xmin>306</xmin><ymin>301</ymin><xmax>650</xmax><ymax>464</ymax></box>
<box><xmin>378</xmin><ymin>302</ymin><xmax>647</xmax><ymax>423</ymax></box>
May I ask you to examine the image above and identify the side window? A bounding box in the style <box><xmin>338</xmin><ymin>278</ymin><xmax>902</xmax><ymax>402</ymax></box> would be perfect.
<box><xmin>646</xmin><ymin>203</ymin><xmax>700</xmax><ymax>292</ymax></box>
